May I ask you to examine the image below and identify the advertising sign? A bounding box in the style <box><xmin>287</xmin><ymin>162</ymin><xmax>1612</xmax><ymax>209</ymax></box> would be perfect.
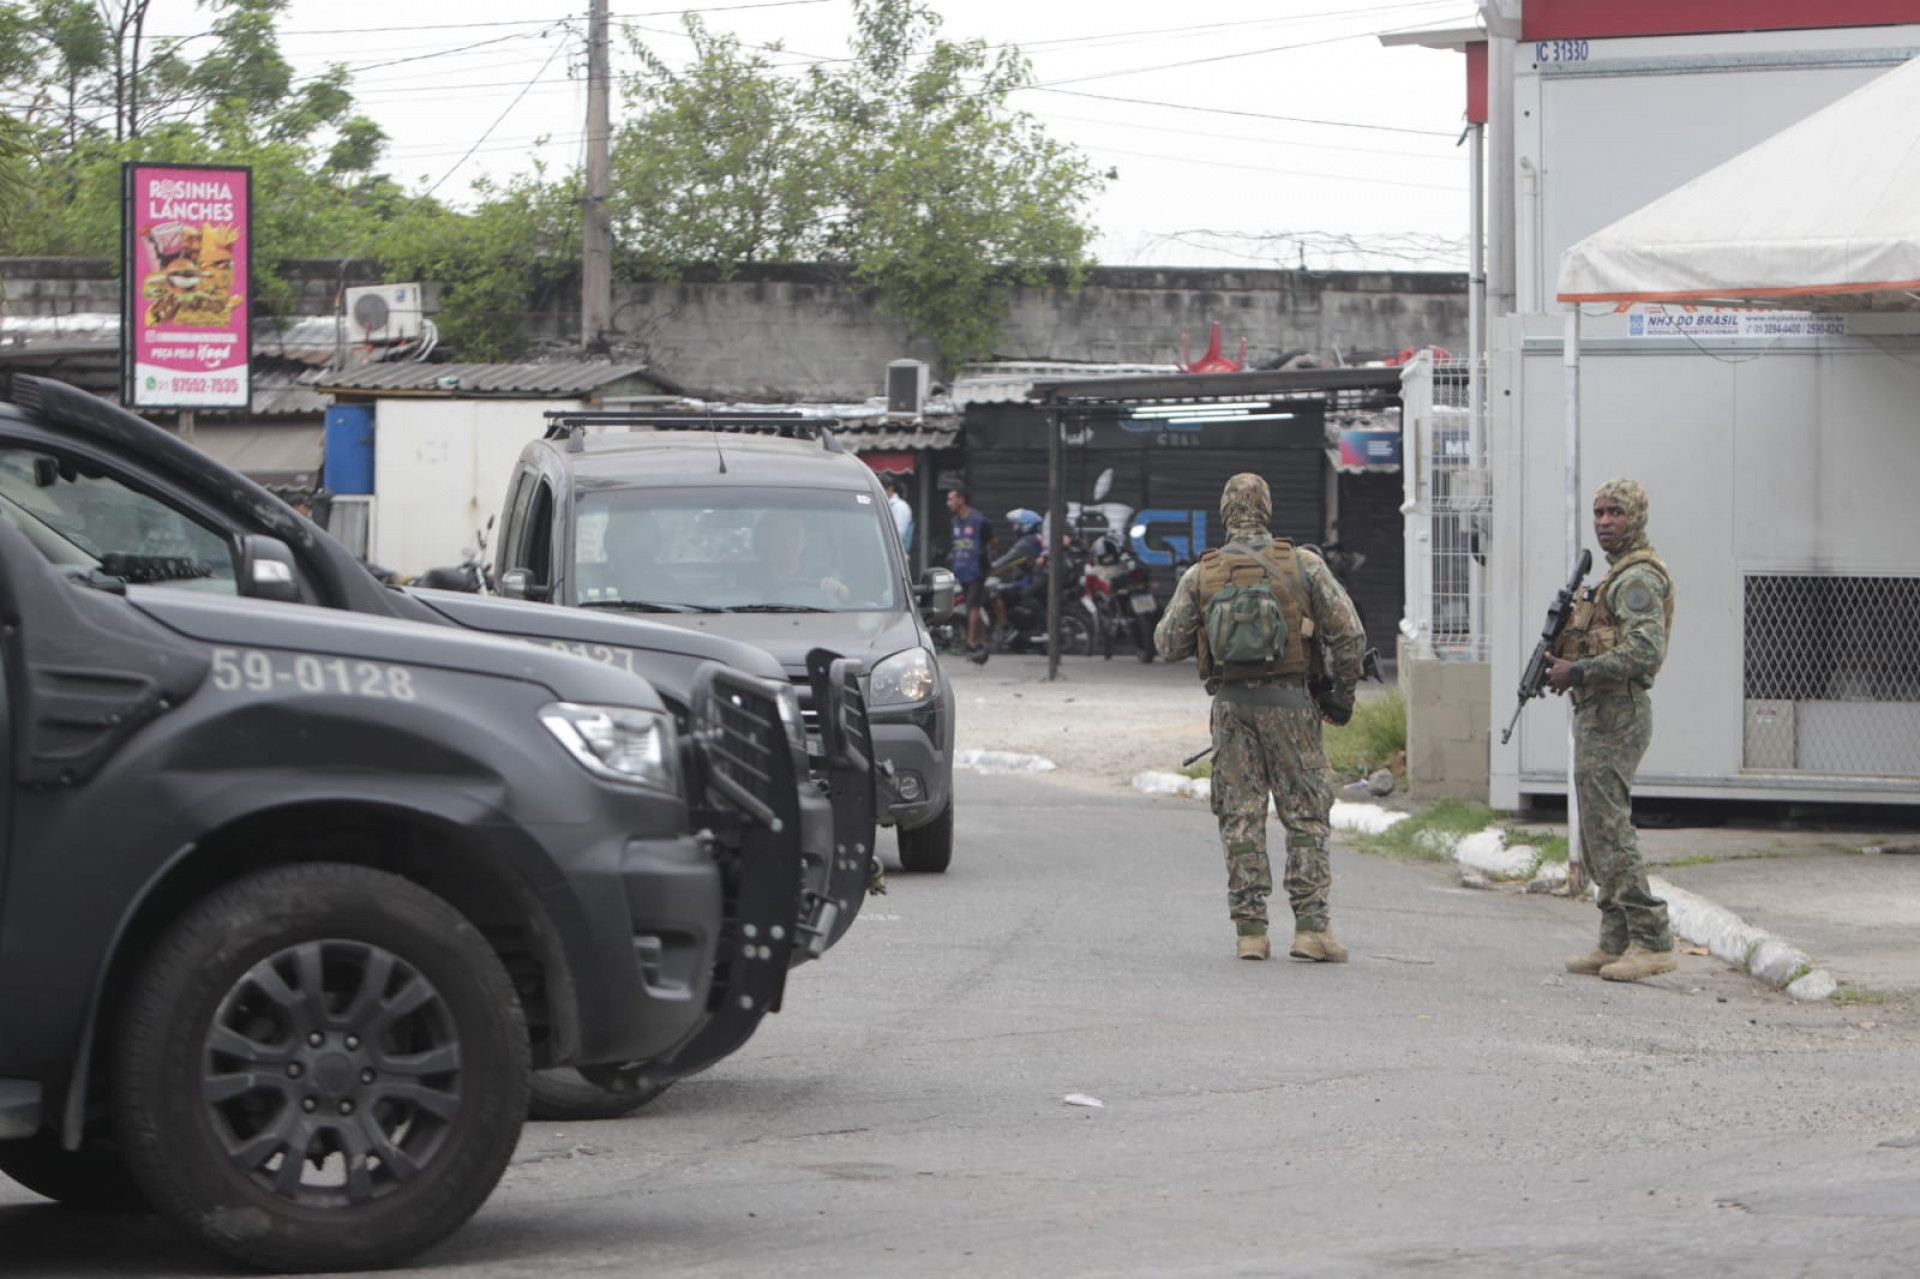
<box><xmin>121</xmin><ymin>163</ymin><xmax>251</xmax><ymax>410</ymax></box>
<box><xmin>1625</xmin><ymin>305</ymin><xmax>1847</xmax><ymax>339</ymax></box>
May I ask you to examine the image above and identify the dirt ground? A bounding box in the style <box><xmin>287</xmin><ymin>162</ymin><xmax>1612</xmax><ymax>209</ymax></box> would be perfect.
<box><xmin>943</xmin><ymin>651</ymin><xmax>1246</xmax><ymax>794</ymax></box>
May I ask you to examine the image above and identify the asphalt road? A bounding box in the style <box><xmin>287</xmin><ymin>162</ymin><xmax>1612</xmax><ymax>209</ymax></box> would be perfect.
<box><xmin>8</xmin><ymin>773</ymin><xmax>1920</xmax><ymax>1277</ymax></box>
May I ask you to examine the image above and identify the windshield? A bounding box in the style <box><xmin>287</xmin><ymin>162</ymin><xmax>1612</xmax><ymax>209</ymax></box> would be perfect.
<box><xmin>574</xmin><ymin>485</ymin><xmax>900</xmax><ymax>613</ymax></box>
<box><xmin>0</xmin><ymin>446</ymin><xmax>238</xmax><ymax>592</ymax></box>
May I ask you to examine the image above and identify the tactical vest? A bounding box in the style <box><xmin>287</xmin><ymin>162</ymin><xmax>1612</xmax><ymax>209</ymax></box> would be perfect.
<box><xmin>1192</xmin><ymin>539</ymin><xmax>1316</xmax><ymax>685</ymax></box>
<box><xmin>1553</xmin><ymin>547</ymin><xmax>1674</xmax><ymax>690</ymax></box>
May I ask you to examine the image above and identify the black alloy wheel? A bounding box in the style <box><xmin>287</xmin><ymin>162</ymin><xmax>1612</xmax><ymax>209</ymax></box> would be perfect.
<box><xmin>113</xmin><ymin>864</ymin><xmax>529</xmax><ymax>1272</ymax></box>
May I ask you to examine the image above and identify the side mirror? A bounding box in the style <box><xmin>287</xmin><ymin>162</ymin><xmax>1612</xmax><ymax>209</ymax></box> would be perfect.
<box><xmin>1092</xmin><ymin>467</ymin><xmax>1114</xmax><ymax>502</ymax></box>
<box><xmin>238</xmin><ymin>534</ymin><xmax>302</xmax><ymax>603</ymax></box>
<box><xmin>498</xmin><ymin>567</ymin><xmax>551</xmax><ymax>602</ymax></box>
<box><xmin>918</xmin><ymin>567</ymin><xmax>956</xmax><ymax>621</ymax></box>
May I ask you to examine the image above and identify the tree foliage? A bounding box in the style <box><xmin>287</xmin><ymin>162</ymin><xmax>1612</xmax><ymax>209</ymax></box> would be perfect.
<box><xmin>0</xmin><ymin>0</ymin><xmax>1106</xmax><ymax>367</ymax></box>
<box><xmin>612</xmin><ymin>0</ymin><xmax>1106</xmax><ymax>367</ymax></box>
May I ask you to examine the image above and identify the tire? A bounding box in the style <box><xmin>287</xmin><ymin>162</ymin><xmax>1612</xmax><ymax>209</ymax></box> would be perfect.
<box><xmin>1134</xmin><ymin>616</ymin><xmax>1156</xmax><ymax>663</ymax></box>
<box><xmin>113</xmin><ymin>864</ymin><xmax>530</xmax><ymax>1273</ymax></box>
<box><xmin>527</xmin><ymin>1068</ymin><xmax>672</xmax><ymax>1122</ymax></box>
<box><xmin>0</xmin><ymin>1127</ymin><xmax>145</xmax><ymax>1210</ymax></box>
<box><xmin>897</xmin><ymin>798</ymin><xmax>954</xmax><ymax>873</ymax></box>
<box><xmin>1057</xmin><ymin>612</ymin><xmax>1093</xmax><ymax>657</ymax></box>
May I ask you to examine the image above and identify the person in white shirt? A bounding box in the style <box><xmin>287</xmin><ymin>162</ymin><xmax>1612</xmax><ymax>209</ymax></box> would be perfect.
<box><xmin>882</xmin><ymin>475</ymin><xmax>913</xmax><ymax>557</ymax></box>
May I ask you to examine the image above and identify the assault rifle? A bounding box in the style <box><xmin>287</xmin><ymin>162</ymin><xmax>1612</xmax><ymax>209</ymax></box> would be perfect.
<box><xmin>1499</xmin><ymin>548</ymin><xmax>1593</xmax><ymax>746</ymax></box>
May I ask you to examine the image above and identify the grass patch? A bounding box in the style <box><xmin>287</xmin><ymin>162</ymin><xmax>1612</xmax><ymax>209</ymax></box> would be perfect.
<box><xmin>1182</xmin><ymin>760</ymin><xmax>1213</xmax><ymax>780</ymax></box>
<box><xmin>1503</xmin><ymin>827</ymin><xmax>1570</xmax><ymax>864</ymax></box>
<box><xmin>1353</xmin><ymin>798</ymin><xmax>1497</xmax><ymax>863</ymax></box>
<box><xmin>1833</xmin><ymin>987</ymin><xmax>1916</xmax><ymax>1006</ymax></box>
<box><xmin>1325</xmin><ymin>687</ymin><xmax>1407</xmax><ymax>778</ymax></box>
<box><xmin>1665</xmin><ymin>853</ymin><xmax>1720</xmax><ymax>868</ymax></box>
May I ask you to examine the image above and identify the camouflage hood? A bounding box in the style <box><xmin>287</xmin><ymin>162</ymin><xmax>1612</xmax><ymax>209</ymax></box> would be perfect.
<box><xmin>1220</xmin><ymin>472</ymin><xmax>1272</xmax><ymax>539</ymax></box>
<box><xmin>1595</xmin><ymin>477</ymin><xmax>1650</xmax><ymax>562</ymax></box>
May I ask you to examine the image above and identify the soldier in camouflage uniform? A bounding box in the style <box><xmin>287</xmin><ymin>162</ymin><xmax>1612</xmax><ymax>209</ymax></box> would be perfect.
<box><xmin>1155</xmin><ymin>473</ymin><xmax>1366</xmax><ymax>962</ymax></box>
<box><xmin>1545</xmin><ymin>478</ymin><xmax>1676</xmax><ymax>983</ymax></box>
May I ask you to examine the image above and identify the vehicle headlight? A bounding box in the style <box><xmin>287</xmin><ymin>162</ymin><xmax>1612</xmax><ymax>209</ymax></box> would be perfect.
<box><xmin>775</xmin><ymin>682</ymin><xmax>808</xmax><ymax>756</ymax></box>
<box><xmin>540</xmin><ymin>702</ymin><xmax>678</xmax><ymax>792</ymax></box>
<box><xmin>870</xmin><ymin>646</ymin><xmax>935</xmax><ymax>707</ymax></box>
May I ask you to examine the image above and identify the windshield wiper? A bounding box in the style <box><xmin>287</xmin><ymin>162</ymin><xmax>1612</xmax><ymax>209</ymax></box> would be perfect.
<box><xmin>578</xmin><ymin>599</ymin><xmax>722</xmax><ymax>613</ymax></box>
<box><xmin>724</xmin><ymin>603</ymin><xmax>831</xmax><ymax>613</ymax></box>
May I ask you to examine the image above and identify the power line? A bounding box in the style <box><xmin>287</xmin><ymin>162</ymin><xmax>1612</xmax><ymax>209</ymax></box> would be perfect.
<box><xmin>1035</xmin><ymin>87</ymin><xmax>1458</xmax><ymax>138</ymax></box>
<box><xmin>150</xmin><ymin>0</ymin><xmax>831</xmax><ymax>40</ymax></box>
<box><xmin>1083</xmin><ymin>141</ymin><xmax>1465</xmax><ymax>191</ymax></box>
<box><xmin>420</xmin><ymin>34</ymin><xmax>572</xmax><ymax>198</ymax></box>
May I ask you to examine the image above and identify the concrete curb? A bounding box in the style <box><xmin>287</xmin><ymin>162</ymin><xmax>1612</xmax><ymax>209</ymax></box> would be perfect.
<box><xmin>1650</xmin><ymin>876</ymin><xmax>1838</xmax><ymax>1001</ymax></box>
<box><xmin>956</xmin><ymin>749</ymin><xmax>1057</xmax><ymax>775</ymax></box>
<box><xmin>1124</xmin><ymin>772</ymin><xmax>1838</xmax><ymax>1000</ymax></box>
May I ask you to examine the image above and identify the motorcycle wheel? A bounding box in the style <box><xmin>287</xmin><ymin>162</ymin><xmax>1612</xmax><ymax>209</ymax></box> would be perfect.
<box><xmin>1057</xmin><ymin>613</ymin><xmax>1093</xmax><ymax>657</ymax></box>
<box><xmin>1134</xmin><ymin>615</ymin><xmax>1156</xmax><ymax>663</ymax></box>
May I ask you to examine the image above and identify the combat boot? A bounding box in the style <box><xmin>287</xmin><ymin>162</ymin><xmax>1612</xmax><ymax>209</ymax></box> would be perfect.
<box><xmin>1599</xmin><ymin>944</ymin><xmax>1678</xmax><ymax>982</ymax></box>
<box><xmin>1289</xmin><ymin>930</ymin><xmax>1348</xmax><ymax>963</ymax></box>
<box><xmin>1564</xmin><ymin>948</ymin><xmax>1621</xmax><ymax>976</ymax></box>
<box><xmin>1236</xmin><ymin>933</ymin><xmax>1270</xmax><ymax>961</ymax></box>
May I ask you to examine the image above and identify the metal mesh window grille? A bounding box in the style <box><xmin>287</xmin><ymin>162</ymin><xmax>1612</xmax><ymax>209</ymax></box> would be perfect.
<box><xmin>1402</xmin><ymin>356</ymin><xmax>1490</xmax><ymax>660</ymax></box>
<box><xmin>1743</xmin><ymin>574</ymin><xmax>1920</xmax><ymax>777</ymax></box>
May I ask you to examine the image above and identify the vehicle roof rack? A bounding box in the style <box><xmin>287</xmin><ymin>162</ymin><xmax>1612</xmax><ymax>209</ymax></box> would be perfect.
<box><xmin>542</xmin><ymin>409</ymin><xmax>846</xmax><ymax>453</ymax></box>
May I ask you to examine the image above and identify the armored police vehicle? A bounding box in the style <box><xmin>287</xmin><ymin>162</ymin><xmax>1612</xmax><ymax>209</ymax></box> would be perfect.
<box><xmin>0</xmin><ymin>376</ymin><xmax>876</xmax><ymax>1123</ymax></box>
<box><xmin>492</xmin><ymin>412</ymin><xmax>960</xmax><ymax>872</ymax></box>
<box><xmin>0</xmin><ymin>498</ymin><xmax>798</xmax><ymax>1269</ymax></box>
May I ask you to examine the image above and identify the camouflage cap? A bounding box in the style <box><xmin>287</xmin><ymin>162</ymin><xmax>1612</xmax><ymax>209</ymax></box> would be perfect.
<box><xmin>1594</xmin><ymin>477</ymin><xmax>1649</xmax><ymax>550</ymax></box>
<box><xmin>1220</xmin><ymin>472</ymin><xmax>1272</xmax><ymax>530</ymax></box>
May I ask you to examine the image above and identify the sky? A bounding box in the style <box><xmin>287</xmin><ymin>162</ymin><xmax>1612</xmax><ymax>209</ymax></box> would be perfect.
<box><xmin>141</xmin><ymin>0</ymin><xmax>1481</xmax><ymax>270</ymax></box>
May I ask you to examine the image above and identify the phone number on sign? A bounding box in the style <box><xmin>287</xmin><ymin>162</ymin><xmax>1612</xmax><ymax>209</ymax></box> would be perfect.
<box><xmin>164</xmin><ymin>376</ymin><xmax>242</xmax><ymax>395</ymax></box>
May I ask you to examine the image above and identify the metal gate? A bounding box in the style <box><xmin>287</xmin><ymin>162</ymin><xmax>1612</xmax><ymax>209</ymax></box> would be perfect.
<box><xmin>1399</xmin><ymin>353</ymin><xmax>1490</xmax><ymax>661</ymax></box>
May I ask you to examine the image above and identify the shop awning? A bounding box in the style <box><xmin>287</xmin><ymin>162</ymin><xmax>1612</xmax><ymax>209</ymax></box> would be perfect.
<box><xmin>1557</xmin><ymin>54</ymin><xmax>1920</xmax><ymax>311</ymax></box>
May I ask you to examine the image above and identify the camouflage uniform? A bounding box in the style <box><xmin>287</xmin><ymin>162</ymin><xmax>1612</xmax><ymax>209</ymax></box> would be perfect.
<box><xmin>1565</xmin><ymin>479</ymin><xmax>1674</xmax><ymax>956</ymax></box>
<box><xmin>1155</xmin><ymin>474</ymin><xmax>1366</xmax><ymax>944</ymax></box>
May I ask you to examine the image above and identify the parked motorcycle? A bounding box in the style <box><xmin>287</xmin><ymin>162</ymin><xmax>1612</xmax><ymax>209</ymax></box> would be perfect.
<box><xmin>415</xmin><ymin>515</ymin><xmax>496</xmax><ymax>594</ymax></box>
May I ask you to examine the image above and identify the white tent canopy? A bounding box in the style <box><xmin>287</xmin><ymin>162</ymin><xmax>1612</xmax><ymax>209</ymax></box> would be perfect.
<box><xmin>1557</xmin><ymin>54</ymin><xmax>1920</xmax><ymax>311</ymax></box>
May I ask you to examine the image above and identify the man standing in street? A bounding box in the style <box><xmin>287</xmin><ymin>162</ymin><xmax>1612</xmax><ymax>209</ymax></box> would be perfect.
<box><xmin>883</xmin><ymin>475</ymin><xmax>913</xmax><ymax>558</ymax></box>
<box><xmin>1155</xmin><ymin>473</ymin><xmax>1366</xmax><ymax>962</ymax></box>
<box><xmin>946</xmin><ymin>487</ymin><xmax>992</xmax><ymax>663</ymax></box>
<box><xmin>1545</xmin><ymin>478</ymin><xmax>1677</xmax><ymax>983</ymax></box>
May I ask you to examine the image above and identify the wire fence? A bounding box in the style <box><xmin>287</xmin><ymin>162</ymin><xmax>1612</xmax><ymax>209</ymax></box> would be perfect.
<box><xmin>1400</xmin><ymin>355</ymin><xmax>1490</xmax><ymax>661</ymax></box>
<box><xmin>1743</xmin><ymin>573</ymin><xmax>1920</xmax><ymax>777</ymax></box>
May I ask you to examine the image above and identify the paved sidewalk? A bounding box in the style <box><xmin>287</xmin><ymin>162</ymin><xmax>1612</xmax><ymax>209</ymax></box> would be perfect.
<box><xmin>1620</xmin><ymin>824</ymin><xmax>1920</xmax><ymax>995</ymax></box>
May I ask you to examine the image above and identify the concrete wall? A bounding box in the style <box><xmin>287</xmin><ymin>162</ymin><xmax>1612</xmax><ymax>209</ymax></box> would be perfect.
<box><xmin>554</xmin><ymin>265</ymin><xmax>1467</xmax><ymax>400</ymax></box>
<box><xmin>5</xmin><ymin>258</ymin><xmax>1467</xmax><ymax>402</ymax></box>
<box><xmin>1400</xmin><ymin>637</ymin><xmax>1491</xmax><ymax>802</ymax></box>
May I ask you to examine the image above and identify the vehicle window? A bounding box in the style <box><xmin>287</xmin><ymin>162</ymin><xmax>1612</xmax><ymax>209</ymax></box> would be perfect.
<box><xmin>500</xmin><ymin>469</ymin><xmax>536</xmax><ymax>572</ymax></box>
<box><xmin>575</xmin><ymin>485</ymin><xmax>899</xmax><ymax>613</ymax></box>
<box><xmin>525</xmin><ymin>480</ymin><xmax>555</xmax><ymax>583</ymax></box>
<box><xmin>0</xmin><ymin>446</ymin><xmax>238</xmax><ymax>593</ymax></box>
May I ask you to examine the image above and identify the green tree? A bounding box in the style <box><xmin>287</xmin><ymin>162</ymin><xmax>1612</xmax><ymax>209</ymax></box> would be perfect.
<box><xmin>611</xmin><ymin>0</ymin><xmax>1105</xmax><ymax>368</ymax></box>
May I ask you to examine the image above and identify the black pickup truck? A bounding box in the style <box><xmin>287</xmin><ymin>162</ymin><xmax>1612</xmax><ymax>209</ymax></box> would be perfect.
<box><xmin>0</xmin><ymin>375</ymin><xmax>878</xmax><ymax>1120</ymax></box>
<box><xmin>0</xmin><ymin>501</ymin><xmax>797</xmax><ymax>1269</ymax></box>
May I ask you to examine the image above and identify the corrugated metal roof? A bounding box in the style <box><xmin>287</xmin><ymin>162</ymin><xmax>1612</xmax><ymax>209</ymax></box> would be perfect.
<box><xmin>313</xmin><ymin>361</ymin><xmax>657</xmax><ymax>396</ymax></box>
<box><xmin>836</xmin><ymin>426</ymin><xmax>958</xmax><ymax>451</ymax></box>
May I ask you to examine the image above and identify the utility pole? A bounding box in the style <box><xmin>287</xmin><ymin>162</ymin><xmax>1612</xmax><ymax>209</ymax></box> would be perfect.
<box><xmin>581</xmin><ymin>0</ymin><xmax>613</xmax><ymax>352</ymax></box>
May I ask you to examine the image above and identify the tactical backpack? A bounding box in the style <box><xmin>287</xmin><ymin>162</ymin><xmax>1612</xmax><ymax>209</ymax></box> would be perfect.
<box><xmin>1192</xmin><ymin>539</ymin><xmax>1315</xmax><ymax>685</ymax></box>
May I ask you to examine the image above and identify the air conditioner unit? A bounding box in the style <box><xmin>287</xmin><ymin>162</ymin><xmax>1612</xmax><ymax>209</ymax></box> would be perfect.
<box><xmin>343</xmin><ymin>282</ymin><xmax>425</xmax><ymax>343</ymax></box>
<box><xmin>886</xmin><ymin>358</ymin><xmax>929</xmax><ymax>415</ymax></box>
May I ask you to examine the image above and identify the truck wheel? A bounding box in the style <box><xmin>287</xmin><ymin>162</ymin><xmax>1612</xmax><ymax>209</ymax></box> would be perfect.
<box><xmin>113</xmin><ymin>864</ymin><xmax>530</xmax><ymax>1273</ymax></box>
<box><xmin>897</xmin><ymin>798</ymin><xmax>954</xmax><ymax>873</ymax></box>
<box><xmin>0</xmin><ymin>1128</ymin><xmax>145</xmax><ymax>1209</ymax></box>
<box><xmin>527</xmin><ymin>1068</ymin><xmax>672</xmax><ymax>1122</ymax></box>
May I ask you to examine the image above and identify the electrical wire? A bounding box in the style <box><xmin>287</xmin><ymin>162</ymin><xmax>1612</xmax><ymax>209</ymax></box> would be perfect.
<box><xmin>419</xmin><ymin>32</ymin><xmax>572</xmax><ymax>198</ymax></box>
